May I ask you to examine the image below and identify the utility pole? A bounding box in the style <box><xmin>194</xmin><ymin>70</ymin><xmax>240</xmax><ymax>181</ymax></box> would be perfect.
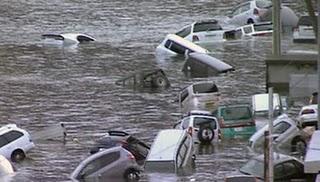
<box><xmin>318</xmin><ymin>0</ymin><xmax>320</xmax><ymax>129</ymax></box>
<box><xmin>267</xmin><ymin>88</ymin><xmax>274</xmax><ymax>182</ymax></box>
<box><xmin>272</xmin><ymin>0</ymin><xmax>281</xmax><ymax>56</ymax></box>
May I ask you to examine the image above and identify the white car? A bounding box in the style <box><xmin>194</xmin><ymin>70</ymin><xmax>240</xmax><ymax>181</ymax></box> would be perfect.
<box><xmin>293</xmin><ymin>16</ymin><xmax>316</xmax><ymax>43</ymax></box>
<box><xmin>155</xmin><ymin>34</ymin><xmax>209</xmax><ymax>57</ymax></box>
<box><xmin>175</xmin><ymin>19</ymin><xmax>226</xmax><ymax>43</ymax></box>
<box><xmin>249</xmin><ymin>114</ymin><xmax>311</xmax><ymax>156</ymax></box>
<box><xmin>0</xmin><ymin>124</ymin><xmax>35</xmax><ymax>162</ymax></box>
<box><xmin>174</xmin><ymin>110</ymin><xmax>221</xmax><ymax>144</ymax></box>
<box><xmin>297</xmin><ymin>104</ymin><xmax>318</xmax><ymax>128</ymax></box>
<box><xmin>178</xmin><ymin>81</ymin><xmax>221</xmax><ymax>114</ymax></box>
<box><xmin>228</xmin><ymin>0</ymin><xmax>272</xmax><ymax>25</ymax></box>
<box><xmin>42</xmin><ymin>33</ymin><xmax>96</xmax><ymax>45</ymax></box>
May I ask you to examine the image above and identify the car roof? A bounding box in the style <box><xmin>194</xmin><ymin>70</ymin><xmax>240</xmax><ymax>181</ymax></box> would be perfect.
<box><xmin>165</xmin><ymin>34</ymin><xmax>209</xmax><ymax>54</ymax></box>
<box><xmin>0</xmin><ymin>124</ymin><xmax>23</xmax><ymax>135</ymax></box>
<box><xmin>147</xmin><ymin>129</ymin><xmax>187</xmax><ymax>161</ymax></box>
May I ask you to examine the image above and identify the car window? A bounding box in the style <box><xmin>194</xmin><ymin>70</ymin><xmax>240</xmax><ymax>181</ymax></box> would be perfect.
<box><xmin>164</xmin><ymin>40</ymin><xmax>188</xmax><ymax>55</ymax></box>
<box><xmin>0</xmin><ymin>137</ymin><xmax>8</xmax><ymax>148</ymax></box>
<box><xmin>193</xmin><ymin>117</ymin><xmax>217</xmax><ymax>129</ymax></box>
<box><xmin>79</xmin><ymin>151</ymin><xmax>120</xmax><ymax>179</ymax></box>
<box><xmin>240</xmin><ymin>159</ymin><xmax>264</xmax><ymax>178</ymax></box>
<box><xmin>256</xmin><ymin>0</ymin><xmax>272</xmax><ymax>9</ymax></box>
<box><xmin>282</xmin><ymin>161</ymin><xmax>300</xmax><ymax>178</ymax></box>
<box><xmin>192</xmin><ymin>83</ymin><xmax>218</xmax><ymax>94</ymax></box>
<box><xmin>273</xmin><ymin>121</ymin><xmax>290</xmax><ymax>135</ymax></box>
<box><xmin>182</xmin><ymin>118</ymin><xmax>190</xmax><ymax>129</ymax></box>
<box><xmin>176</xmin><ymin>26</ymin><xmax>192</xmax><ymax>38</ymax></box>
<box><xmin>3</xmin><ymin>131</ymin><xmax>24</xmax><ymax>143</ymax></box>
<box><xmin>220</xmin><ymin>107</ymin><xmax>252</xmax><ymax>121</ymax></box>
<box><xmin>231</xmin><ymin>5</ymin><xmax>242</xmax><ymax>16</ymax></box>
<box><xmin>193</xmin><ymin>22</ymin><xmax>222</xmax><ymax>33</ymax></box>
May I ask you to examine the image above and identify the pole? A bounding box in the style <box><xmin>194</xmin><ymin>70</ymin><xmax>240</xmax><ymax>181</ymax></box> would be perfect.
<box><xmin>318</xmin><ymin>0</ymin><xmax>320</xmax><ymax>130</ymax></box>
<box><xmin>268</xmin><ymin>87</ymin><xmax>274</xmax><ymax>182</ymax></box>
<box><xmin>272</xmin><ymin>0</ymin><xmax>281</xmax><ymax>56</ymax></box>
<box><xmin>305</xmin><ymin>0</ymin><xmax>317</xmax><ymax>38</ymax></box>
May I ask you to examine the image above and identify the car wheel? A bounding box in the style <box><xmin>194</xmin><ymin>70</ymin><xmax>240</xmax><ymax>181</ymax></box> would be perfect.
<box><xmin>291</xmin><ymin>138</ymin><xmax>306</xmax><ymax>156</ymax></box>
<box><xmin>247</xmin><ymin>18</ymin><xmax>254</xmax><ymax>24</ymax></box>
<box><xmin>11</xmin><ymin>149</ymin><xmax>26</xmax><ymax>162</ymax></box>
<box><xmin>151</xmin><ymin>74</ymin><xmax>169</xmax><ymax>88</ymax></box>
<box><xmin>198</xmin><ymin>127</ymin><xmax>215</xmax><ymax>144</ymax></box>
<box><xmin>124</xmin><ymin>169</ymin><xmax>140</xmax><ymax>182</ymax></box>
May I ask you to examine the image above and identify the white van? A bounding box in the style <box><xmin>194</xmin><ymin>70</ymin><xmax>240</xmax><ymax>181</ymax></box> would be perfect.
<box><xmin>145</xmin><ymin>129</ymin><xmax>195</xmax><ymax>173</ymax></box>
<box><xmin>156</xmin><ymin>34</ymin><xmax>209</xmax><ymax>56</ymax></box>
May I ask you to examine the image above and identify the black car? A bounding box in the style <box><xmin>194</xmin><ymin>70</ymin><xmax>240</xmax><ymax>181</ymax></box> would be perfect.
<box><xmin>90</xmin><ymin>131</ymin><xmax>150</xmax><ymax>166</ymax></box>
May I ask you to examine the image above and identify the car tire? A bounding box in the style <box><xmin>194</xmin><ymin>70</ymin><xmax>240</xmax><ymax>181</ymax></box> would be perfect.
<box><xmin>198</xmin><ymin>127</ymin><xmax>215</xmax><ymax>144</ymax></box>
<box><xmin>247</xmin><ymin>18</ymin><xmax>254</xmax><ymax>24</ymax></box>
<box><xmin>124</xmin><ymin>169</ymin><xmax>140</xmax><ymax>182</ymax></box>
<box><xmin>291</xmin><ymin>137</ymin><xmax>306</xmax><ymax>156</ymax></box>
<box><xmin>11</xmin><ymin>149</ymin><xmax>26</xmax><ymax>162</ymax></box>
<box><xmin>151</xmin><ymin>74</ymin><xmax>169</xmax><ymax>88</ymax></box>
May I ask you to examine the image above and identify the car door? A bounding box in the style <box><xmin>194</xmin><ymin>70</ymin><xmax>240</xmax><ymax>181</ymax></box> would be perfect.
<box><xmin>274</xmin><ymin>160</ymin><xmax>304</xmax><ymax>181</ymax></box>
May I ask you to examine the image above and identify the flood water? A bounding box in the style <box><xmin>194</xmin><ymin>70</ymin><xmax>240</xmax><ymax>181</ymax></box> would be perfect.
<box><xmin>0</xmin><ymin>0</ymin><xmax>310</xmax><ymax>181</ymax></box>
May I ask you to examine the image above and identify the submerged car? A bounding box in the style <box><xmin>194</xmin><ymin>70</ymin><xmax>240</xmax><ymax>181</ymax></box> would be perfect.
<box><xmin>293</xmin><ymin>15</ymin><xmax>316</xmax><ymax>43</ymax></box>
<box><xmin>297</xmin><ymin>104</ymin><xmax>318</xmax><ymax>129</ymax></box>
<box><xmin>249</xmin><ymin>114</ymin><xmax>311</xmax><ymax>156</ymax></box>
<box><xmin>89</xmin><ymin>131</ymin><xmax>150</xmax><ymax>166</ymax></box>
<box><xmin>214</xmin><ymin>104</ymin><xmax>256</xmax><ymax>138</ymax></box>
<box><xmin>178</xmin><ymin>81</ymin><xmax>220</xmax><ymax>114</ymax></box>
<box><xmin>42</xmin><ymin>33</ymin><xmax>95</xmax><ymax>44</ymax></box>
<box><xmin>239</xmin><ymin>153</ymin><xmax>307</xmax><ymax>181</ymax></box>
<box><xmin>0</xmin><ymin>124</ymin><xmax>35</xmax><ymax>162</ymax></box>
<box><xmin>145</xmin><ymin>129</ymin><xmax>195</xmax><ymax>174</ymax></box>
<box><xmin>234</xmin><ymin>21</ymin><xmax>273</xmax><ymax>36</ymax></box>
<box><xmin>174</xmin><ymin>110</ymin><xmax>221</xmax><ymax>144</ymax></box>
<box><xmin>228</xmin><ymin>0</ymin><xmax>272</xmax><ymax>25</ymax></box>
<box><xmin>251</xmin><ymin>93</ymin><xmax>286</xmax><ymax>117</ymax></box>
<box><xmin>71</xmin><ymin>146</ymin><xmax>141</xmax><ymax>181</ymax></box>
<box><xmin>175</xmin><ymin>19</ymin><xmax>226</xmax><ymax>43</ymax></box>
<box><xmin>156</xmin><ymin>34</ymin><xmax>209</xmax><ymax>57</ymax></box>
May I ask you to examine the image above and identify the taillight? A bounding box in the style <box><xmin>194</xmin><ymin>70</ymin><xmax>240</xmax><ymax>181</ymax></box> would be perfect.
<box><xmin>187</xmin><ymin>127</ymin><xmax>193</xmax><ymax>136</ymax></box>
<box><xmin>218</xmin><ymin>129</ymin><xmax>222</xmax><ymax>140</ymax></box>
<box><xmin>127</xmin><ymin>153</ymin><xmax>135</xmax><ymax>160</ymax></box>
<box><xmin>253</xmin><ymin>8</ymin><xmax>259</xmax><ymax>15</ymax></box>
<box><xmin>301</xmin><ymin>109</ymin><xmax>315</xmax><ymax>115</ymax></box>
<box><xmin>192</xmin><ymin>35</ymin><xmax>199</xmax><ymax>42</ymax></box>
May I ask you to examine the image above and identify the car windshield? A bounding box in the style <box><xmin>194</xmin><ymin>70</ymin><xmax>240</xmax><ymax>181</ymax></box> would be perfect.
<box><xmin>192</xmin><ymin>82</ymin><xmax>218</xmax><ymax>94</ymax></box>
<box><xmin>193</xmin><ymin>22</ymin><xmax>222</xmax><ymax>33</ymax></box>
<box><xmin>298</xmin><ymin>16</ymin><xmax>314</xmax><ymax>26</ymax></box>
<box><xmin>256</xmin><ymin>0</ymin><xmax>272</xmax><ymax>9</ymax></box>
<box><xmin>240</xmin><ymin>158</ymin><xmax>264</xmax><ymax>179</ymax></box>
<box><xmin>176</xmin><ymin>26</ymin><xmax>192</xmax><ymax>38</ymax></box>
<box><xmin>193</xmin><ymin>117</ymin><xmax>217</xmax><ymax>129</ymax></box>
<box><xmin>220</xmin><ymin>106</ymin><xmax>252</xmax><ymax>121</ymax></box>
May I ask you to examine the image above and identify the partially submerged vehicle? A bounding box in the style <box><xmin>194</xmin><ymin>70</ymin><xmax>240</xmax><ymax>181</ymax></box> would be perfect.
<box><xmin>249</xmin><ymin>114</ymin><xmax>311</xmax><ymax>156</ymax></box>
<box><xmin>251</xmin><ymin>93</ymin><xmax>286</xmax><ymax>117</ymax></box>
<box><xmin>89</xmin><ymin>130</ymin><xmax>150</xmax><ymax>166</ymax></box>
<box><xmin>304</xmin><ymin>130</ymin><xmax>320</xmax><ymax>180</ymax></box>
<box><xmin>228</xmin><ymin>0</ymin><xmax>272</xmax><ymax>25</ymax></box>
<box><xmin>175</xmin><ymin>19</ymin><xmax>226</xmax><ymax>43</ymax></box>
<box><xmin>70</xmin><ymin>146</ymin><xmax>141</xmax><ymax>181</ymax></box>
<box><xmin>0</xmin><ymin>155</ymin><xmax>14</xmax><ymax>180</ymax></box>
<box><xmin>156</xmin><ymin>34</ymin><xmax>209</xmax><ymax>57</ymax></box>
<box><xmin>214</xmin><ymin>104</ymin><xmax>256</xmax><ymax>138</ymax></box>
<box><xmin>297</xmin><ymin>104</ymin><xmax>318</xmax><ymax>129</ymax></box>
<box><xmin>115</xmin><ymin>69</ymin><xmax>170</xmax><ymax>89</ymax></box>
<box><xmin>144</xmin><ymin>129</ymin><xmax>195</xmax><ymax>173</ymax></box>
<box><xmin>178</xmin><ymin>81</ymin><xmax>220</xmax><ymax>114</ymax></box>
<box><xmin>234</xmin><ymin>21</ymin><xmax>273</xmax><ymax>36</ymax></box>
<box><xmin>293</xmin><ymin>15</ymin><xmax>316</xmax><ymax>44</ymax></box>
<box><xmin>41</xmin><ymin>33</ymin><xmax>95</xmax><ymax>44</ymax></box>
<box><xmin>182</xmin><ymin>52</ymin><xmax>234</xmax><ymax>78</ymax></box>
<box><xmin>174</xmin><ymin>110</ymin><xmax>221</xmax><ymax>144</ymax></box>
<box><xmin>0</xmin><ymin>124</ymin><xmax>35</xmax><ymax>162</ymax></box>
<box><xmin>239</xmin><ymin>153</ymin><xmax>307</xmax><ymax>181</ymax></box>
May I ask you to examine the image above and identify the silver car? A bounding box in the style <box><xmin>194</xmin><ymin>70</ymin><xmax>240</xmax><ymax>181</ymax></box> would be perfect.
<box><xmin>70</xmin><ymin>146</ymin><xmax>141</xmax><ymax>182</ymax></box>
<box><xmin>228</xmin><ymin>0</ymin><xmax>271</xmax><ymax>25</ymax></box>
